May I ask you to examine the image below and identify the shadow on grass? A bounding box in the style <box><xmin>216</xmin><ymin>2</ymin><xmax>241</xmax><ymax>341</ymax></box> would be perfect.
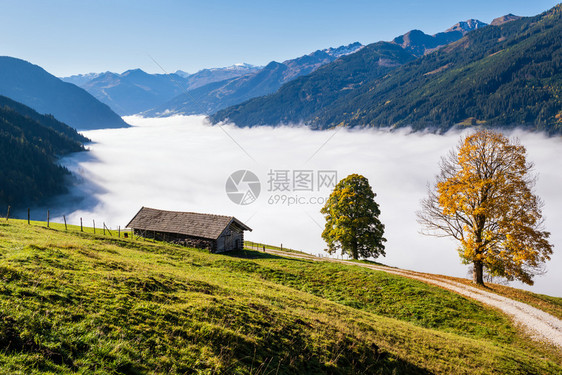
<box><xmin>226</xmin><ymin>249</ymin><xmax>310</xmax><ymax>262</ymax></box>
<box><xmin>231</xmin><ymin>248</ymin><xmax>391</xmax><ymax>268</ymax></box>
<box><xmin>346</xmin><ymin>258</ymin><xmax>389</xmax><ymax>267</ymax></box>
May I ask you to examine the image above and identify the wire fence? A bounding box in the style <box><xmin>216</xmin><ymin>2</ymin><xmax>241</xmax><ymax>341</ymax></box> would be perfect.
<box><xmin>243</xmin><ymin>240</ymin><xmax>350</xmax><ymax>260</ymax></box>
<box><xmin>2</xmin><ymin>205</ymin><xmax>132</xmax><ymax>239</ymax></box>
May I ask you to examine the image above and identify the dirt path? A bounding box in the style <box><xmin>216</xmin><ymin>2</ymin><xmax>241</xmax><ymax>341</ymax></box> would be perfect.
<box><xmin>264</xmin><ymin>248</ymin><xmax>562</xmax><ymax>349</ymax></box>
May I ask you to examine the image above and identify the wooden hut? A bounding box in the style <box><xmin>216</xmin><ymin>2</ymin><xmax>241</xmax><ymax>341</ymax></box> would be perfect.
<box><xmin>126</xmin><ymin>207</ymin><xmax>252</xmax><ymax>253</ymax></box>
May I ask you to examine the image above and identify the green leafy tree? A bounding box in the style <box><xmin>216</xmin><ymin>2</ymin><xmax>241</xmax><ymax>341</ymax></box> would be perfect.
<box><xmin>321</xmin><ymin>174</ymin><xmax>386</xmax><ymax>259</ymax></box>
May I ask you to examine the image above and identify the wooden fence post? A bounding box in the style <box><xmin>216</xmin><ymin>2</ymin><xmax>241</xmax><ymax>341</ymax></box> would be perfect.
<box><xmin>80</xmin><ymin>218</ymin><xmax>83</xmax><ymax>232</ymax></box>
<box><xmin>47</xmin><ymin>210</ymin><xmax>50</xmax><ymax>228</ymax></box>
<box><xmin>118</xmin><ymin>226</ymin><xmax>121</xmax><ymax>238</ymax></box>
<box><xmin>63</xmin><ymin>215</ymin><xmax>67</xmax><ymax>230</ymax></box>
<box><xmin>103</xmin><ymin>223</ymin><xmax>112</xmax><ymax>236</ymax></box>
<box><xmin>28</xmin><ymin>208</ymin><xmax>30</xmax><ymax>225</ymax></box>
<box><xmin>5</xmin><ymin>206</ymin><xmax>10</xmax><ymax>222</ymax></box>
<box><xmin>93</xmin><ymin>220</ymin><xmax>95</xmax><ymax>234</ymax></box>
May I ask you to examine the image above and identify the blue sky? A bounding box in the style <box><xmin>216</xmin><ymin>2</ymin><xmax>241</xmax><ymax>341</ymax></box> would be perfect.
<box><xmin>1</xmin><ymin>0</ymin><xmax>559</xmax><ymax>76</ymax></box>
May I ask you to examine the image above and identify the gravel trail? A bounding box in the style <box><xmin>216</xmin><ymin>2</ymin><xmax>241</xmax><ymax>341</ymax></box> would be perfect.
<box><xmin>264</xmin><ymin>248</ymin><xmax>562</xmax><ymax>349</ymax></box>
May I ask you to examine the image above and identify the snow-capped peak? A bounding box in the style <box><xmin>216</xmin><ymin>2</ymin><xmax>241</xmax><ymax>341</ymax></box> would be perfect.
<box><xmin>446</xmin><ymin>19</ymin><xmax>488</xmax><ymax>34</ymax></box>
<box><xmin>322</xmin><ymin>42</ymin><xmax>364</xmax><ymax>58</ymax></box>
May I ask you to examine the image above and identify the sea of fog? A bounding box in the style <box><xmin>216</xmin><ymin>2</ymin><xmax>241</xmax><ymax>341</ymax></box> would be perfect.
<box><xmin>51</xmin><ymin>115</ymin><xmax>561</xmax><ymax>297</ymax></box>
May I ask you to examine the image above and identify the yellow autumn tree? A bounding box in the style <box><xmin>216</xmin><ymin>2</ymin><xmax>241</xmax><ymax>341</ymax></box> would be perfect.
<box><xmin>417</xmin><ymin>130</ymin><xmax>552</xmax><ymax>285</ymax></box>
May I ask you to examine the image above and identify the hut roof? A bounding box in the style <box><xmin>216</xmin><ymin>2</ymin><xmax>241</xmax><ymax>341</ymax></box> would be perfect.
<box><xmin>126</xmin><ymin>207</ymin><xmax>252</xmax><ymax>240</ymax></box>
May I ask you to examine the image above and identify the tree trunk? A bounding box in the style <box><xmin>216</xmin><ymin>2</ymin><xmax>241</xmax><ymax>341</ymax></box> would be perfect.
<box><xmin>473</xmin><ymin>260</ymin><xmax>484</xmax><ymax>285</ymax></box>
<box><xmin>474</xmin><ymin>222</ymin><xmax>485</xmax><ymax>286</ymax></box>
<box><xmin>351</xmin><ymin>239</ymin><xmax>358</xmax><ymax>260</ymax></box>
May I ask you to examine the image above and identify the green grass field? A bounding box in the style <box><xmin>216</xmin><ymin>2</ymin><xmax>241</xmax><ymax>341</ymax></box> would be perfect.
<box><xmin>0</xmin><ymin>219</ymin><xmax>560</xmax><ymax>374</ymax></box>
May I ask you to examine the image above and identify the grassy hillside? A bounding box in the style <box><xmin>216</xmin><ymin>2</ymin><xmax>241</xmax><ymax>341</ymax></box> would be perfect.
<box><xmin>0</xmin><ymin>219</ymin><xmax>560</xmax><ymax>374</ymax></box>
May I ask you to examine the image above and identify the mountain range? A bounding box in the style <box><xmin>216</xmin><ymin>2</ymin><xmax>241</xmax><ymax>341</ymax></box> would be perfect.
<box><xmin>391</xmin><ymin>20</ymin><xmax>487</xmax><ymax>56</ymax></box>
<box><xmin>211</xmin><ymin>7</ymin><xmax>562</xmax><ymax>132</ymax></box>
<box><xmin>61</xmin><ymin>64</ymin><xmax>263</xmax><ymax>116</ymax></box>
<box><xmin>0</xmin><ymin>57</ymin><xmax>127</xmax><ymax>131</ymax></box>
<box><xmin>143</xmin><ymin>43</ymin><xmax>364</xmax><ymax>117</ymax></box>
<box><xmin>210</xmin><ymin>19</ymin><xmax>488</xmax><ymax>127</ymax></box>
<box><xmin>64</xmin><ymin>44</ymin><xmax>363</xmax><ymax>117</ymax></box>
<box><xmin>174</xmin><ymin>63</ymin><xmax>263</xmax><ymax>89</ymax></box>
<box><xmin>11</xmin><ymin>6</ymin><xmax>557</xmax><ymax>134</ymax></box>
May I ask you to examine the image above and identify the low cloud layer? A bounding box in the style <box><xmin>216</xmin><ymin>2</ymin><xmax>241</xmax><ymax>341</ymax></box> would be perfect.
<box><xmin>56</xmin><ymin>116</ymin><xmax>562</xmax><ymax>297</ymax></box>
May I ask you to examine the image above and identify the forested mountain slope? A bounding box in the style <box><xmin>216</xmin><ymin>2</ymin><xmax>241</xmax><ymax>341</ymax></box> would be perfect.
<box><xmin>0</xmin><ymin>95</ymin><xmax>87</xmax><ymax>207</ymax></box>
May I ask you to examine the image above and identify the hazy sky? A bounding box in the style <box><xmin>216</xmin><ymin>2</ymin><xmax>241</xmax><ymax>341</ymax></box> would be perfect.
<box><xmin>1</xmin><ymin>0</ymin><xmax>559</xmax><ymax>76</ymax></box>
<box><xmin>46</xmin><ymin>116</ymin><xmax>562</xmax><ymax>297</ymax></box>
